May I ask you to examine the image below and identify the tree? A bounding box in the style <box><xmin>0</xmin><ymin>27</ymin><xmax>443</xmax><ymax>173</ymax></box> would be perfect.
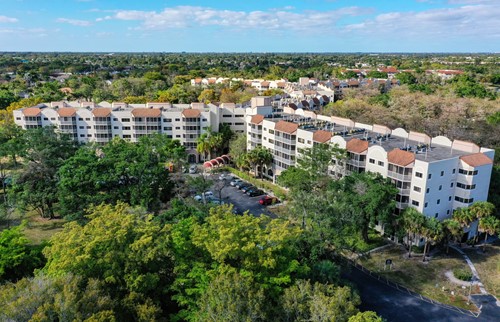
<box><xmin>478</xmin><ymin>216</ymin><xmax>499</xmax><ymax>252</ymax></box>
<box><xmin>246</xmin><ymin>146</ymin><xmax>273</xmax><ymax>178</ymax></box>
<box><xmin>11</xmin><ymin>127</ymin><xmax>79</xmax><ymax>218</ymax></box>
<box><xmin>281</xmin><ymin>280</ymin><xmax>360</xmax><ymax>322</ymax></box>
<box><xmin>195</xmin><ymin>270</ymin><xmax>267</xmax><ymax>322</ymax></box>
<box><xmin>452</xmin><ymin>207</ymin><xmax>475</xmax><ymax>245</ymax></box>
<box><xmin>0</xmin><ymin>123</ymin><xmax>24</xmax><ymax>167</ymax></box>
<box><xmin>442</xmin><ymin>219</ymin><xmax>462</xmax><ymax>254</ymax></box>
<box><xmin>188</xmin><ymin>175</ymin><xmax>213</xmax><ymax>204</ymax></box>
<box><xmin>198</xmin><ymin>89</ymin><xmax>218</xmax><ymax>104</ymax></box>
<box><xmin>420</xmin><ymin>217</ymin><xmax>443</xmax><ymax>262</ymax></box>
<box><xmin>296</xmin><ymin>143</ymin><xmax>345</xmax><ymax>182</ymax></box>
<box><xmin>0</xmin><ymin>273</ymin><xmax>115</xmax><ymax>322</ymax></box>
<box><xmin>43</xmin><ymin>203</ymin><xmax>173</xmax><ymax>320</ymax></box>
<box><xmin>402</xmin><ymin>208</ymin><xmax>426</xmax><ymax>258</ymax></box>
<box><xmin>348</xmin><ymin>311</ymin><xmax>385</xmax><ymax>322</ymax></box>
<box><xmin>396</xmin><ymin>72</ymin><xmax>417</xmax><ymax>85</ymax></box>
<box><xmin>0</xmin><ymin>89</ymin><xmax>17</xmax><ymax>110</ymax></box>
<box><xmin>333</xmin><ymin>172</ymin><xmax>398</xmax><ymax>242</ymax></box>
<box><xmin>229</xmin><ymin>133</ymin><xmax>249</xmax><ymax>170</ymax></box>
<box><xmin>469</xmin><ymin>201</ymin><xmax>495</xmax><ymax>244</ymax></box>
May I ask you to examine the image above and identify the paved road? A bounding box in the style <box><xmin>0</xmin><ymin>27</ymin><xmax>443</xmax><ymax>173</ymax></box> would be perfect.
<box><xmin>342</xmin><ymin>265</ymin><xmax>496</xmax><ymax>322</ymax></box>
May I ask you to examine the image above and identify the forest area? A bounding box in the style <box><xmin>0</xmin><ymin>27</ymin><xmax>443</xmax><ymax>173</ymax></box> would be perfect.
<box><xmin>0</xmin><ymin>52</ymin><xmax>499</xmax><ymax>321</ymax></box>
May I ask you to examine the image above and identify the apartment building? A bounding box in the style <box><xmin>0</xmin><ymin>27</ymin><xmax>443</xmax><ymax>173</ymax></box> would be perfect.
<box><xmin>246</xmin><ymin>106</ymin><xmax>494</xmax><ymax>235</ymax></box>
<box><xmin>13</xmin><ymin>100</ymin><xmax>248</xmax><ymax>163</ymax></box>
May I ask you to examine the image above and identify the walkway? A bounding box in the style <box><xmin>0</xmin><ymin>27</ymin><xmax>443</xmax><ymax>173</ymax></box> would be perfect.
<box><xmin>450</xmin><ymin>245</ymin><xmax>487</xmax><ymax>295</ymax></box>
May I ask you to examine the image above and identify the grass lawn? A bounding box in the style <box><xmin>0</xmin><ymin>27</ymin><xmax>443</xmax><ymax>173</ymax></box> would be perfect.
<box><xmin>22</xmin><ymin>214</ymin><xmax>65</xmax><ymax>245</ymax></box>
<box><xmin>462</xmin><ymin>240</ymin><xmax>500</xmax><ymax>298</ymax></box>
<box><xmin>358</xmin><ymin>244</ymin><xmax>480</xmax><ymax>311</ymax></box>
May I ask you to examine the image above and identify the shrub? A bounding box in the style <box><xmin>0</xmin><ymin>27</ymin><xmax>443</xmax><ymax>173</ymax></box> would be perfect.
<box><xmin>453</xmin><ymin>268</ymin><xmax>473</xmax><ymax>281</ymax></box>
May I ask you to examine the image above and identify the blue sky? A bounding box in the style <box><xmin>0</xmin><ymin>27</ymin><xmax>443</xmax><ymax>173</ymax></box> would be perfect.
<box><xmin>0</xmin><ymin>0</ymin><xmax>498</xmax><ymax>52</ymax></box>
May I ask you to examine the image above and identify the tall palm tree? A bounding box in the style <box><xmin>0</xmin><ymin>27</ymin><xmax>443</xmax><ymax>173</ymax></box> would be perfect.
<box><xmin>402</xmin><ymin>207</ymin><xmax>426</xmax><ymax>258</ymax></box>
<box><xmin>247</xmin><ymin>146</ymin><xmax>273</xmax><ymax>178</ymax></box>
<box><xmin>469</xmin><ymin>201</ymin><xmax>496</xmax><ymax>245</ymax></box>
<box><xmin>452</xmin><ymin>207</ymin><xmax>474</xmax><ymax>246</ymax></box>
<box><xmin>478</xmin><ymin>216</ymin><xmax>499</xmax><ymax>252</ymax></box>
<box><xmin>196</xmin><ymin>133</ymin><xmax>211</xmax><ymax>161</ymax></box>
<box><xmin>421</xmin><ymin>217</ymin><xmax>443</xmax><ymax>262</ymax></box>
<box><xmin>443</xmin><ymin>219</ymin><xmax>462</xmax><ymax>254</ymax></box>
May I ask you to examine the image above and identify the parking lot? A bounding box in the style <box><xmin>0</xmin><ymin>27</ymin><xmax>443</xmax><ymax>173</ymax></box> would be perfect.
<box><xmin>203</xmin><ymin>173</ymin><xmax>276</xmax><ymax>217</ymax></box>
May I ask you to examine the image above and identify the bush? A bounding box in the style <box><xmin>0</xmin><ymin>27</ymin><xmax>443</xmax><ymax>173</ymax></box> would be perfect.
<box><xmin>453</xmin><ymin>268</ymin><xmax>473</xmax><ymax>281</ymax></box>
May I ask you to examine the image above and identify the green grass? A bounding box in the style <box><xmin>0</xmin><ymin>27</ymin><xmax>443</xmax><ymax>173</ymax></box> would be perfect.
<box><xmin>463</xmin><ymin>240</ymin><xmax>500</xmax><ymax>298</ymax></box>
<box><xmin>22</xmin><ymin>214</ymin><xmax>65</xmax><ymax>245</ymax></box>
<box><xmin>358</xmin><ymin>244</ymin><xmax>479</xmax><ymax>311</ymax></box>
<box><xmin>345</xmin><ymin>229</ymin><xmax>388</xmax><ymax>253</ymax></box>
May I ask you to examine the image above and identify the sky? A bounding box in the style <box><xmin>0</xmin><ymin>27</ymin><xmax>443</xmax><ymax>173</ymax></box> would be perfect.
<box><xmin>0</xmin><ymin>0</ymin><xmax>498</xmax><ymax>52</ymax></box>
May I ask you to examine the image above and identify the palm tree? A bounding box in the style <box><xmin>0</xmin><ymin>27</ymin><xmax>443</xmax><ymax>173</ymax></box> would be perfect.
<box><xmin>469</xmin><ymin>201</ymin><xmax>495</xmax><ymax>245</ymax></box>
<box><xmin>421</xmin><ymin>217</ymin><xmax>443</xmax><ymax>262</ymax></box>
<box><xmin>196</xmin><ymin>133</ymin><xmax>211</xmax><ymax>161</ymax></box>
<box><xmin>247</xmin><ymin>146</ymin><xmax>273</xmax><ymax>178</ymax></box>
<box><xmin>478</xmin><ymin>216</ymin><xmax>499</xmax><ymax>252</ymax></box>
<box><xmin>452</xmin><ymin>207</ymin><xmax>474</xmax><ymax>246</ymax></box>
<box><xmin>442</xmin><ymin>219</ymin><xmax>462</xmax><ymax>254</ymax></box>
<box><xmin>402</xmin><ymin>208</ymin><xmax>426</xmax><ymax>258</ymax></box>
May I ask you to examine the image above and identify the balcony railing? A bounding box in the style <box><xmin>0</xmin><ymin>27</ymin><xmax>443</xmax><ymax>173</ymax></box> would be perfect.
<box><xmin>387</xmin><ymin>171</ymin><xmax>412</xmax><ymax>182</ymax></box>
<box><xmin>347</xmin><ymin>159</ymin><xmax>366</xmax><ymax>167</ymax></box>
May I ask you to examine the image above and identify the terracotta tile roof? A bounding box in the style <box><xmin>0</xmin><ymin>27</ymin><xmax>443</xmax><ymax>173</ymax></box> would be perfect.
<box><xmin>347</xmin><ymin>80</ymin><xmax>359</xmax><ymax>86</ymax></box>
<box><xmin>194</xmin><ymin>78</ymin><xmax>202</xmax><ymax>83</ymax></box>
<box><xmin>313</xmin><ymin>130</ymin><xmax>332</xmax><ymax>143</ymax></box>
<box><xmin>131</xmin><ymin>108</ymin><xmax>161</xmax><ymax>118</ymax></box>
<box><xmin>387</xmin><ymin>149</ymin><xmax>415</xmax><ymax>166</ymax></box>
<box><xmin>288</xmin><ymin>103</ymin><xmax>298</xmax><ymax>110</ymax></box>
<box><xmin>22</xmin><ymin>107</ymin><xmax>41</xmax><ymax>117</ymax></box>
<box><xmin>182</xmin><ymin>109</ymin><xmax>201</xmax><ymax>118</ymax></box>
<box><xmin>208</xmin><ymin>79</ymin><xmax>216</xmax><ymax>84</ymax></box>
<box><xmin>275</xmin><ymin>120</ymin><xmax>298</xmax><ymax>134</ymax></box>
<box><xmin>460</xmin><ymin>153</ymin><xmax>493</xmax><ymax>167</ymax></box>
<box><xmin>322</xmin><ymin>95</ymin><xmax>330</xmax><ymax>103</ymax></box>
<box><xmin>277</xmin><ymin>82</ymin><xmax>286</xmax><ymax>87</ymax></box>
<box><xmin>261</xmin><ymin>81</ymin><xmax>270</xmax><ymax>86</ymax></box>
<box><xmin>301</xmin><ymin>100</ymin><xmax>310</xmax><ymax>107</ymax></box>
<box><xmin>303</xmin><ymin>90</ymin><xmax>316</xmax><ymax>95</ymax></box>
<box><xmin>346</xmin><ymin>138</ymin><xmax>369</xmax><ymax>154</ymax></box>
<box><xmin>57</xmin><ymin>107</ymin><xmax>76</xmax><ymax>117</ymax></box>
<box><xmin>92</xmin><ymin>108</ymin><xmax>112</xmax><ymax>117</ymax></box>
<box><xmin>312</xmin><ymin>97</ymin><xmax>320</xmax><ymax>105</ymax></box>
<box><xmin>250</xmin><ymin>114</ymin><xmax>264</xmax><ymax>124</ymax></box>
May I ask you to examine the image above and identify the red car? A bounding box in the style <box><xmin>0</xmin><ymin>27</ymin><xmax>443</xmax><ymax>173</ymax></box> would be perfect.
<box><xmin>259</xmin><ymin>195</ymin><xmax>279</xmax><ymax>205</ymax></box>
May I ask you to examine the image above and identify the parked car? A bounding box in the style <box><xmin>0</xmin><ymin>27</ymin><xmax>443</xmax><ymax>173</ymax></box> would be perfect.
<box><xmin>259</xmin><ymin>195</ymin><xmax>279</xmax><ymax>205</ymax></box>
<box><xmin>189</xmin><ymin>165</ymin><xmax>198</xmax><ymax>174</ymax></box>
<box><xmin>219</xmin><ymin>173</ymin><xmax>233</xmax><ymax>181</ymax></box>
<box><xmin>247</xmin><ymin>189</ymin><xmax>264</xmax><ymax>197</ymax></box>
<box><xmin>241</xmin><ymin>185</ymin><xmax>256</xmax><ymax>193</ymax></box>
<box><xmin>230</xmin><ymin>179</ymin><xmax>243</xmax><ymax>186</ymax></box>
<box><xmin>236</xmin><ymin>182</ymin><xmax>251</xmax><ymax>190</ymax></box>
<box><xmin>194</xmin><ymin>191</ymin><xmax>213</xmax><ymax>202</ymax></box>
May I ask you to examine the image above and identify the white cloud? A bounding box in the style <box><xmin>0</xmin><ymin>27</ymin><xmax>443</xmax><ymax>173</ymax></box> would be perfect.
<box><xmin>56</xmin><ymin>18</ymin><xmax>92</xmax><ymax>27</ymax></box>
<box><xmin>343</xmin><ymin>4</ymin><xmax>500</xmax><ymax>39</ymax></box>
<box><xmin>100</xmin><ymin>5</ymin><xmax>372</xmax><ymax>32</ymax></box>
<box><xmin>0</xmin><ymin>15</ymin><xmax>18</xmax><ymax>23</ymax></box>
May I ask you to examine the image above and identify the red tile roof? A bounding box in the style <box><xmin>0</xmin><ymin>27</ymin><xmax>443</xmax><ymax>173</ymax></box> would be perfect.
<box><xmin>182</xmin><ymin>109</ymin><xmax>201</xmax><ymax>118</ymax></box>
<box><xmin>22</xmin><ymin>107</ymin><xmax>41</xmax><ymax>117</ymax></box>
<box><xmin>460</xmin><ymin>153</ymin><xmax>493</xmax><ymax>167</ymax></box>
<box><xmin>288</xmin><ymin>103</ymin><xmax>298</xmax><ymax>110</ymax></box>
<box><xmin>92</xmin><ymin>108</ymin><xmax>112</xmax><ymax>117</ymax></box>
<box><xmin>131</xmin><ymin>108</ymin><xmax>161</xmax><ymax>118</ymax></box>
<box><xmin>57</xmin><ymin>107</ymin><xmax>76</xmax><ymax>117</ymax></box>
<box><xmin>250</xmin><ymin>114</ymin><xmax>264</xmax><ymax>124</ymax></box>
<box><xmin>275</xmin><ymin>120</ymin><xmax>298</xmax><ymax>134</ymax></box>
<box><xmin>387</xmin><ymin>149</ymin><xmax>415</xmax><ymax>166</ymax></box>
<box><xmin>313</xmin><ymin>130</ymin><xmax>332</xmax><ymax>143</ymax></box>
<box><xmin>346</xmin><ymin>138</ymin><xmax>368</xmax><ymax>153</ymax></box>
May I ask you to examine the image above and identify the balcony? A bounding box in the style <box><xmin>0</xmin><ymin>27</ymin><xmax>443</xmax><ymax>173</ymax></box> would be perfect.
<box><xmin>398</xmin><ymin>188</ymin><xmax>411</xmax><ymax>195</ymax></box>
<box><xmin>347</xmin><ymin>159</ymin><xmax>366</xmax><ymax>167</ymax></box>
<box><xmin>395</xmin><ymin>201</ymin><xmax>409</xmax><ymax>209</ymax></box>
<box><xmin>387</xmin><ymin>171</ymin><xmax>412</xmax><ymax>182</ymax></box>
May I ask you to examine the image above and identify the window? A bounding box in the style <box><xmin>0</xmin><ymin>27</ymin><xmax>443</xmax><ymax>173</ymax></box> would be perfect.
<box><xmin>416</xmin><ymin>172</ymin><xmax>423</xmax><ymax>178</ymax></box>
<box><xmin>113</xmin><ymin>126</ymin><xmax>119</xmax><ymax>129</ymax></box>
<box><xmin>87</xmin><ymin>126</ymin><xmax>91</xmax><ymax>129</ymax></box>
<box><xmin>437</xmin><ymin>199</ymin><xmax>440</xmax><ymax>205</ymax></box>
<box><xmin>122</xmin><ymin>118</ymin><xmax>130</xmax><ymax>122</ymax></box>
<box><xmin>455</xmin><ymin>196</ymin><xmax>474</xmax><ymax>204</ymax></box>
<box><xmin>439</xmin><ymin>185</ymin><xmax>442</xmax><ymax>191</ymax></box>
<box><xmin>452</xmin><ymin>169</ymin><xmax>456</xmax><ymax>174</ymax></box>
<box><xmin>164</xmin><ymin>118</ymin><xmax>172</xmax><ymax>122</ymax></box>
<box><xmin>428</xmin><ymin>174</ymin><xmax>432</xmax><ymax>179</ymax></box>
<box><xmin>51</xmin><ymin>117</ymin><xmax>56</xmax><ymax>121</ymax></box>
<box><xmin>378</xmin><ymin>161</ymin><xmax>384</xmax><ymax>166</ymax></box>
<box><xmin>222</xmin><ymin>114</ymin><xmax>232</xmax><ymax>118</ymax></box>
<box><xmin>424</xmin><ymin>202</ymin><xmax>428</xmax><ymax>208</ymax></box>
<box><xmin>202</xmin><ymin>118</ymin><xmax>207</xmax><ymax>122</ymax></box>
<box><xmin>435</xmin><ymin>213</ymin><xmax>438</xmax><ymax>218</ymax></box>
<box><xmin>458</xmin><ymin>169</ymin><xmax>478</xmax><ymax>176</ymax></box>
<box><xmin>269</xmin><ymin>129</ymin><xmax>274</xmax><ymax>134</ymax></box>
<box><xmin>307</xmin><ymin>140</ymin><xmax>311</xmax><ymax>144</ymax></box>
<box><xmin>441</xmin><ymin>171</ymin><xmax>444</xmax><ymax>176</ymax></box>
<box><xmin>298</xmin><ymin>138</ymin><xmax>305</xmax><ymax>143</ymax></box>
<box><xmin>449</xmin><ymin>196</ymin><xmax>452</xmax><ymax>201</ymax></box>
<box><xmin>457</xmin><ymin>182</ymin><xmax>476</xmax><ymax>190</ymax></box>
<box><xmin>79</xmin><ymin>126</ymin><xmax>84</xmax><ymax>129</ymax></box>
<box><xmin>175</xmin><ymin>127</ymin><xmax>180</xmax><ymax>130</ymax></box>
<box><xmin>78</xmin><ymin>118</ymin><xmax>83</xmax><ymax>121</ymax></box>
<box><xmin>175</xmin><ymin>135</ymin><xmax>181</xmax><ymax>138</ymax></box>
<box><xmin>175</xmin><ymin>118</ymin><xmax>180</xmax><ymax>122</ymax></box>
<box><xmin>235</xmin><ymin>122</ymin><xmax>244</xmax><ymax>126</ymax></box>
<box><xmin>450</xmin><ymin>182</ymin><xmax>454</xmax><ymax>188</ymax></box>
<box><xmin>85</xmin><ymin>118</ymin><xmax>90</xmax><ymax>121</ymax></box>
<box><xmin>426</xmin><ymin>188</ymin><xmax>430</xmax><ymax>193</ymax></box>
<box><xmin>413</xmin><ymin>186</ymin><xmax>421</xmax><ymax>192</ymax></box>
<box><xmin>447</xmin><ymin>210</ymin><xmax>450</xmax><ymax>215</ymax></box>
<box><xmin>412</xmin><ymin>200</ymin><xmax>420</xmax><ymax>206</ymax></box>
<box><xmin>80</xmin><ymin>134</ymin><xmax>85</xmax><ymax>137</ymax></box>
<box><xmin>123</xmin><ymin>134</ymin><xmax>131</xmax><ymax>139</ymax></box>
<box><xmin>369</xmin><ymin>158</ymin><xmax>375</xmax><ymax>164</ymax></box>
<box><xmin>113</xmin><ymin>118</ymin><xmax>118</xmax><ymax>121</ymax></box>
<box><xmin>164</xmin><ymin>127</ymin><xmax>172</xmax><ymax>131</ymax></box>
<box><xmin>235</xmin><ymin>114</ymin><xmax>244</xmax><ymax>118</ymax></box>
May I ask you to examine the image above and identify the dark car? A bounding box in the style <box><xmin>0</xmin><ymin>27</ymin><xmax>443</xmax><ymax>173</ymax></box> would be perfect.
<box><xmin>247</xmin><ymin>189</ymin><xmax>264</xmax><ymax>197</ymax></box>
<box><xmin>259</xmin><ymin>195</ymin><xmax>279</xmax><ymax>205</ymax></box>
<box><xmin>241</xmin><ymin>185</ymin><xmax>256</xmax><ymax>193</ymax></box>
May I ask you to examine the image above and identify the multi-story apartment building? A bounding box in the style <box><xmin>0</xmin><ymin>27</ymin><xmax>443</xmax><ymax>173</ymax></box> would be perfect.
<box><xmin>246</xmin><ymin>106</ymin><xmax>494</xmax><ymax>237</ymax></box>
<box><xmin>13</xmin><ymin>101</ymin><xmax>248</xmax><ymax>163</ymax></box>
